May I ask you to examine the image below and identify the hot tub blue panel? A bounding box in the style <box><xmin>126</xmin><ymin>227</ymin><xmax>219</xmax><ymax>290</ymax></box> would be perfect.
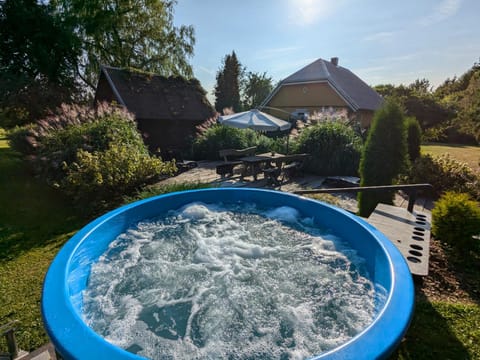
<box><xmin>43</xmin><ymin>188</ymin><xmax>414</xmax><ymax>360</ymax></box>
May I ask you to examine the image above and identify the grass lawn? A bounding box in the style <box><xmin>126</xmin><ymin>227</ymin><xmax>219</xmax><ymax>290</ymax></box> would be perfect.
<box><xmin>0</xmin><ymin>128</ymin><xmax>479</xmax><ymax>358</ymax></box>
<box><xmin>392</xmin><ymin>301</ymin><xmax>480</xmax><ymax>359</ymax></box>
<box><xmin>0</xmin><ymin>129</ymin><xmax>87</xmax><ymax>351</ymax></box>
<box><xmin>422</xmin><ymin>142</ymin><xmax>480</xmax><ymax>174</ymax></box>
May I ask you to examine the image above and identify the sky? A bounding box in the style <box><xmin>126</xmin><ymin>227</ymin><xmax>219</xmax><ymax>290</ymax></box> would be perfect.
<box><xmin>173</xmin><ymin>0</ymin><xmax>480</xmax><ymax>102</ymax></box>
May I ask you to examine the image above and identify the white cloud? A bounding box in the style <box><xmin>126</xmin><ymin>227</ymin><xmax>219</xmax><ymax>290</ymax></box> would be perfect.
<box><xmin>288</xmin><ymin>0</ymin><xmax>338</xmax><ymax>26</ymax></box>
<box><xmin>381</xmin><ymin>54</ymin><xmax>417</xmax><ymax>63</ymax></box>
<box><xmin>355</xmin><ymin>65</ymin><xmax>389</xmax><ymax>75</ymax></box>
<box><xmin>254</xmin><ymin>46</ymin><xmax>301</xmax><ymax>60</ymax></box>
<box><xmin>419</xmin><ymin>0</ymin><xmax>462</xmax><ymax>26</ymax></box>
<box><xmin>353</xmin><ymin>54</ymin><xmax>419</xmax><ymax>83</ymax></box>
<box><xmin>363</xmin><ymin>31</ymin><xmax>395</xmax><ymax>43</ymax></box>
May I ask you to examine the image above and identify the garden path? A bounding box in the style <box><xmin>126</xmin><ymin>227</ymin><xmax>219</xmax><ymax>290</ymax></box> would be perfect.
<box><xmin>157</xmin><ymin>160</ymin><xmax>433</xmax><ymax>214</ymax></box>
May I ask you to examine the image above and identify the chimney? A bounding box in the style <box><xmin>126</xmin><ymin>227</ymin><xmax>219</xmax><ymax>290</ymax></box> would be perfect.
<box><xmin>331</xmin><ymin>57</ymin><xmax>339</xmax><ymax>66</ymax></box>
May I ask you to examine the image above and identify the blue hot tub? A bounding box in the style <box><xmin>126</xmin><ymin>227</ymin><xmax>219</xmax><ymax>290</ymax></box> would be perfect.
<box><xmin>42</xmin><ymin>188</ymin><xmax>414</xmax><ymax>359</ymax></box>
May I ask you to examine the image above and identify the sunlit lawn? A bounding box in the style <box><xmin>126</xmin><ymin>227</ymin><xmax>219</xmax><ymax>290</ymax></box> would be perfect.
<box><xmin>392</xmin><ymin>301</ymin><xmax>480</xmax><ymax>359</ymax></box>
<box><xmin>422</xmin><ymin>143</ymin><xmax>480</xmax><ymax>174</ymax></box>
<box><xmin>0</xmin><ymin>129</ymin><xmax>86</xmax><ymax>351</ymax></box>
<box><xmin>0</xmin><ymin>129</ymin><xmax>479</xmax><ymax>358</ymax></box>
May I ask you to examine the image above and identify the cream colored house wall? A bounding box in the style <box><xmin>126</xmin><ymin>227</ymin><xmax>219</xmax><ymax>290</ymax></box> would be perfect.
<box><xmin>356</xmin><ymin>110</ymin><xmax>375</xmax><ymax>128</ymax></box>
<box><xmin>268</xmin><ymin>82</ymin><xmax>347</xmax><ymax>107</ymax></box>
<box><xmin>265</xmin><ymin>82</ymin><xmax>375</xmax><ymax>127</ymax></box>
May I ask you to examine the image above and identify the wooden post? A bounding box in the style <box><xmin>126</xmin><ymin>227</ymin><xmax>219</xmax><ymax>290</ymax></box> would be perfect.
<box><xmin>5</xmin><ymin>329</ymin><xmax>18</xmax><ymax>359</ymax></box>
<box><xmin>1</xmin><ymin>321</ymin><xmax>20</xmax><ymax>359</ymax></box>
<box><xmin>294</xmin><ymin>183</ymin><xmax>433</xmax><ymax>214</ymax></box>
<box><xmin>407</xmin><ymin>189</ymin><xmax>417</xmax><ymax>213</ymax></box>
<box><xmin>55</xmin><ymin>349</ymin><xmax>64</xmax><ymax>360</ymax></box>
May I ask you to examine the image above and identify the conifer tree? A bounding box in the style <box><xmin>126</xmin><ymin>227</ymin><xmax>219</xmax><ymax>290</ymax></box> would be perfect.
<box><xmin>358</xmin><ymin>100</ymin><xmax>408</xmax><ymax>217</ymax></box>
<box><xmin>405</xmin><ymin>116</ymin><xmax>422</xmax><ymax>162</ymax></box>
<box><xmin>214</xmin><ymin>51</ymin><xmax>242</xmax><ymax>113</ymax></box>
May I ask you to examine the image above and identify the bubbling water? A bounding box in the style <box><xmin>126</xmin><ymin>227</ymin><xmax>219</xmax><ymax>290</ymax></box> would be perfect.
<box><xmin>82</xmin><ymin>202</ymin><xmax>385</xmax><ymax>359</ymax></box>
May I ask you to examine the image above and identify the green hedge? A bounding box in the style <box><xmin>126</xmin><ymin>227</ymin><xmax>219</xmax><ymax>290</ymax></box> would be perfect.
<box><xmin>7</xmin><ymin>103</ymin><xmax>176</xmax><ymax>208</ymax></box>
<box><xmin>294</xmin><ymin>122</ymin><xmax>363</xmax><ymax>175</ymax></box>
<box><xmin>64</xmin><ymin>144</ymin><xmax>175</xmax><ymax>204</ymax></box>
<box><xmin>191</xmin><ymin>125</ymin><xmax>284</xmax><ymax>160</ymax></box>
<box><xmin>408</xmin><ymin>154</ymin><xmax>480</xmax><ymax>200</ymax></box>
<box><xmin>405</xmin><ymin>116</ymin><xmax>422</xmax><ymax>162</ymax></box>
<box><xmin>432</xmin><ymin>192</ymin><xmax>480</xmax><ymax>251</ymax></box>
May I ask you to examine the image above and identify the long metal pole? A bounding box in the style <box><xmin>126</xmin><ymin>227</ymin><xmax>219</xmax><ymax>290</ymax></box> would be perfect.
<box><xmin>294</xmin><ymin>184</ymin><xmax>433</xmax><ymax>213</ymax></box>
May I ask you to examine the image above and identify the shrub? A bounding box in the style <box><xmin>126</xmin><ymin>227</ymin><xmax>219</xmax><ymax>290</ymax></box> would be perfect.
<box><xmin>242</xmin><ymin>129</ymin><xmax>279</xmax><ymax>153</ymax></box>
<box><xmin>358</xmin><ymin>100</ymin><xmax>408</xmax><ymax>217</ymax></box>
<box><xmin>423</xmin><ymin>124</ymin><xmax>478</xmax><ymax>145</ymax></box>
<box><xmin>432</xmin><ymin>192</ymin><xmax>480</xmax><ymax>251</ymax></box>
<box><xmin>37</xmin><ymin>108</ymin><xmax>145</xmax><ymax>183</ymax></box>
<box><xmin>0</xmin><ymin>75</ymin><xmax>77</xmax><ymax>129</ymax></box>
<box><xmin>7</xmin><ymin>102</ymin><xmax>176</xmax><ymax>207</ymax></box>
<box><xmin>422</xmin><ymin>125</ymin><xmax>448</xmax><ymax>143</ymax></box>
<box><xmin>192</xmin><ymin>125</ymin><xmax>248</xmax><ymax>160</ymax></box>
<box><xmin>408</xmin><ymin>154</ymin><xmax>480</xmax><ymax>200</ymax></box>
<box><xmin>294</xmin><ymin>122</ymin><xmax>363</xmax><ymax>176</ymax></box>
<box><xmin>405</xmin><ymin>116</ymin><xmax>422</xmax><ymax>162</ymax></box>
<box><xmin>191</xmin><ymin>124</ymin><xmax>278</xmax><ymax>160</ymax></box>
<box><xmin>63</xmin><ymin>144</ymin><xmax>176</xmax><ymax>204</ymax></box>
<box><xmin>7</xmin><ymin>123</ymin><xmax>38</xmax><ymax>155</ymax></box>
<box><xmin>0</xmin><ymin>106</ymin><xmax>31</xmax><ymax>129</ymax></box>
<box><xmin>8</xmin><ymin>102</ymin><xmax>139</xmax><ymax>157</ymax></box>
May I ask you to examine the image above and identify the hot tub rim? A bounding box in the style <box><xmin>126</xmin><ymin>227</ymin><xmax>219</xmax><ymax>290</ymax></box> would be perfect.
<box><xmin>42</xmin><ymin>188</ymin><xmax>414</xmax><ymax>360</ymax></box>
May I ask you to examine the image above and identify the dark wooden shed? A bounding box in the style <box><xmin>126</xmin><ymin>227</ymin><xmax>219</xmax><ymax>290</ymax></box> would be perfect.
<box><xmin>94</xmin><ymin>65</ymin><xmax>216</xmax><ymax>156</ymax></box>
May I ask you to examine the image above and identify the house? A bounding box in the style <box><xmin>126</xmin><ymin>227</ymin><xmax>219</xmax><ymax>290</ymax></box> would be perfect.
<box><xmin>261</xmin><ymin>57</ymin><xmax>383</xmax><ymax>127</ymax></box>
<box><xmin>94</xmin><ymin>65</ymin><xmax>216</xmax><ymax>156</ymax></box>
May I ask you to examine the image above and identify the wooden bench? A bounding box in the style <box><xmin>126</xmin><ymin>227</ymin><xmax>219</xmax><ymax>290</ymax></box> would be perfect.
<box><xmin>263</xmin><ymin>167</ymin><xmax>282</xmax><ymax>185</ymax></box>
<box><xmin>280</xmin><ymin>153</ymin><xmax>310</xmax><ymax>181</ymax></box>
<box><xmin>262</xmin><ymin>153</ymin><xmax>309</xmax><ymax>185</ymax></box>
<box><xmin>216</xmin><ymin>146</ymin><xmax>257</xmax><ymax>178</ymax></box>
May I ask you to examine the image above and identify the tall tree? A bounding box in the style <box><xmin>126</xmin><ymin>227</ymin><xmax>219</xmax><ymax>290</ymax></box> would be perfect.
<box><xmin>456</xmin><ymin>69</ymin><xmax>480</xmax><ymax>142</ymax></box>
<box><xmin>408</xmin><ymin>78</ymin><xmax>432</xmax><ymax>96</ymax></box>
<box><xmin>0</xmin><ymin>0</ymin><xmax>80</xmax><ymax>85</ymax></box>
<box><xmin>214</xmin><ymin>51</ymin><xmax>242</xmax><ymax>113</ymax></box>
<box><xmin>435</xmin><ymin>60</ymin><xmax>480</xmax><ymax>99</ymax></box>
<box><xmin>357</xmin><ymin>100</ymin><xmax>408</xmax><ymax>217</ymax></box>
<box><xmin>53</xmin><ymin>0</ymin><xmax>195</xmax><ymax>89</ymax></box>
<box><xmin>0</xmin><ymin>0</ymin><xmax>81</xmax><ymax>127</ymax></box>
<box><xmin>374</xmin><ymin>81</ymin><xmax>454</xmax><ymax>130</ymax></box>
<box><xmin>242</xmin><ymin>71</ymin><xmax>273</xmax><ymax>109</ymax></box>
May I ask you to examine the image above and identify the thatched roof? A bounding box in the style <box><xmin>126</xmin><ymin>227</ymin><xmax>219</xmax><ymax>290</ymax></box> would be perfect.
<box><xmin>95</xmin><ymin>65</ymin><xmax>215</xmax><ymax>121</ymax></box>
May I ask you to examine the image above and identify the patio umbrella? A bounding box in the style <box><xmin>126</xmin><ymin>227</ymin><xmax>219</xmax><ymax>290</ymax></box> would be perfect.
<box><xmin>218</xmin><ymin>109</ymin><xmax>291</xmax><ymax>132</ymax></box>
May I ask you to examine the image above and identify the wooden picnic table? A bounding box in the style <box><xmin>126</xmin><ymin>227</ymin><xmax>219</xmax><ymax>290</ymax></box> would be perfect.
<box><xmin>240</xmin><ymin>152</ymin><xmax>285</xmax><ymax>180</ymax></box>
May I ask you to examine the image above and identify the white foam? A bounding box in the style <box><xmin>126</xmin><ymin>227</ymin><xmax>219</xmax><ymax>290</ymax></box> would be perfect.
<box><xmin>179</xmin><ymin>202</ymin><xmax>212</xmax><ymax>220</ymax></box>
<box><xmin>82</xmin><ymin>202</ymin><xmax>383</xmax><ymax>359</ymax></box>
<box><xmin>265</xmin><ymin>206</ymin><xmax>300</xmax><ymax>223</ymax></box>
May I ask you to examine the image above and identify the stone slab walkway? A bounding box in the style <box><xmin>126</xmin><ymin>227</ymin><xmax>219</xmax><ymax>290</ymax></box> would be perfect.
<box><xmin>156</xmin><ymin>161</ymin><xmax>433</xmax><ymax>214</ymax></box>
